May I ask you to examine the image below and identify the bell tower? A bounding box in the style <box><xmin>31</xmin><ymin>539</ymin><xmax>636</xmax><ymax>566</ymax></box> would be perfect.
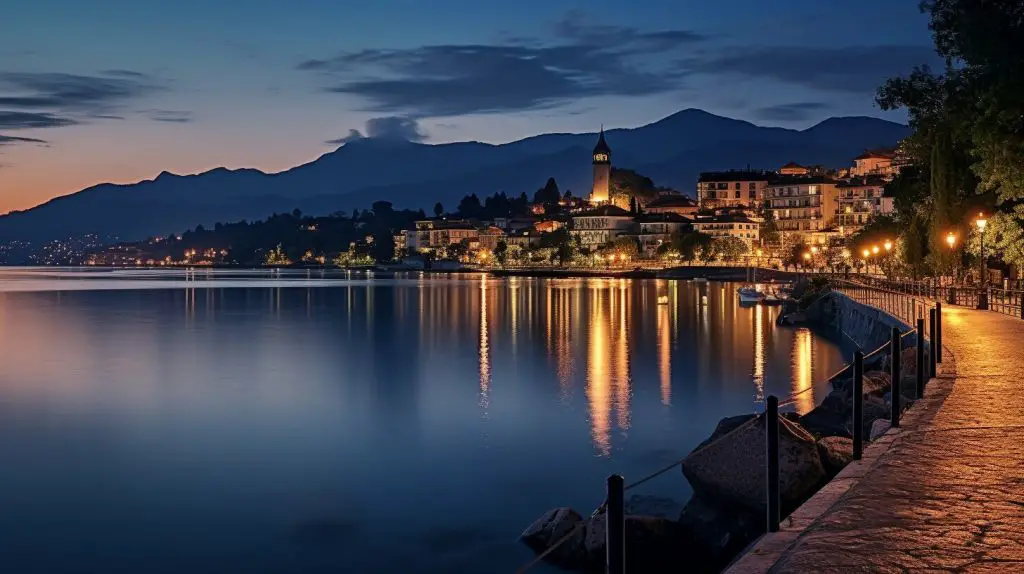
<box><xmin>590</xmin><ymin>127</ymin><xmax>611</xmax><ymax>204</ymax></box>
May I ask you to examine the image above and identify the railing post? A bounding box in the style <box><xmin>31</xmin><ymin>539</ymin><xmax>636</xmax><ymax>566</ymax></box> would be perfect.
<box><xmin>606</xmin><ymin>474</ymin><xmax>625</xmax><ymax>574</ymax></box>
<box><xmin>935</xmin><ymin>301</ymin><xmax>942</xmax><ymax>363</ymax></box>
<box><xmin>852</xmin><ymin>352</ymin><xmax>864</xmax><ymax>459</ymax></box>
<box><xmin>916</xmin><ymin>319</ymin><xmax>926</xmax><ymax>399</ymax></box>
<box><xmin>766</xmin><ymin>395</ymin><xmax>780</xmax><ymax>533</ymax></box>
<box><xmin>929</xmin><ymin>308</ymin><xmax>937</xmax><ymax>379</ymax></box>
<box><xmin>890</xmin><ymin>327</ymin><xmax>902</xmax><ymax>427</ymax></box>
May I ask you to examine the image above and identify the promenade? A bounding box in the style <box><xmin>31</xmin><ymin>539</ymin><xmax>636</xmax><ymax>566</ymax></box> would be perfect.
<box><xmin>731</xmin><ymin>305</ymin><xmax>1024</xmax><ymax>573</ymax></box>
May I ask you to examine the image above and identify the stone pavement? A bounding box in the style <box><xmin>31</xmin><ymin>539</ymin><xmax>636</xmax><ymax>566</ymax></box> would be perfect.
<box><xmin>729</xmin><ymin>305</ymin><xmax>1024</xmax><ymax>573</ymax></box>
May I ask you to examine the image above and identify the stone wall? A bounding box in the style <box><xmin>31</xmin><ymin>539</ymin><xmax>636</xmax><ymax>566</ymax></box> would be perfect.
<box><xmin>806</xmin><ymin>290</ymin><xmax>918</xmax><ymax>352</ymax></box>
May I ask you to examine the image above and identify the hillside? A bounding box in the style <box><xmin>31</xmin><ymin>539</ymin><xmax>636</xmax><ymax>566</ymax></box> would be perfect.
<box><xmin>0</xmin><ymin>109</ymin><xmax>909</xmax><ymax>243</ymax></box>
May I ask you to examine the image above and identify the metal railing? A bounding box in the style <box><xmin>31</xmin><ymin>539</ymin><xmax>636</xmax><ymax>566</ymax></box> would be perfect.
<box><xmin>519</xmin><ymin>278</ymin><xmax>943</xmax><ymax>573</ymax></box>
<box><xmin>843</xmin><ymin>275</ymin><xmax>1024</xmax><ymax>321</ymax></box>
<box><xmin>765</xmin><ymin>279</ymin><xmax>942</xmax><ymax>533</ymax></box>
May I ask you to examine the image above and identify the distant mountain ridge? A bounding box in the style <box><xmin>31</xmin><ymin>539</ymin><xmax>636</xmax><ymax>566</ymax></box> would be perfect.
<box><xmin>0</xmin><ymin>109</ymin><xmax>910</xmax><ymax>243</ymax></box>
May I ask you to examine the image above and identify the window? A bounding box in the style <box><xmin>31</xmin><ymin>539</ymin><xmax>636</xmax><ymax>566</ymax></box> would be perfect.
<box><xmin>735</xmin><ymin>182</ymin><xmax>741</xmax><ymax>190</ymax></box>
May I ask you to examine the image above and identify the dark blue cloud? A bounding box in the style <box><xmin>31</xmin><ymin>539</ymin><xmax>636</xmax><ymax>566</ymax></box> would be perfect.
<box><xmin>326</xmin><ymin>116</ymin><xmax>426</xmax><ymax>145</ymax></box>
<box><xmin>0</xmin><ymin>110</ymin><xmax>76</xmax><ymax>129</ymax></box>
<box><xmin>679</xmin><ymin>45</ymin><xmax>942</xmax><ymax>94</ymax></box>
<box><xmin>0</xmin><ymin>71</ymin><xmax>163</xmax><ymax>111</ymax></box>
<box><xmin>299</xmin><ymin>12</ymin><xmax>704</xmax><ymax>117</ymax></box>
<box><xmin>754</xmin><ymin>102</ymin><xmax>830</xmax><ymax>121</ymax></box>
<box><xmin>0</xmin><ymin>133</ymin><xmax>47</xmax><ymax>145</ymax></box>
<box><xmin>145</xmin><ymin>109</ymin><xmax>192</xmax><ymax>123</ymax></box>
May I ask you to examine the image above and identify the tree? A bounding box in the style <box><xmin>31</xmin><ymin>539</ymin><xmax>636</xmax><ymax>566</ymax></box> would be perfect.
<box><xmin>433</xmin><ymin>202</ymin><xmax>444</xmax><ymax>218</ymax></box>
<box><xmin>609</xmin><ymin>236</ymin><xmax>640</xmax><ymax>260</ymax></box>
<box><xmin>457</xmin><ymin>194</ymin><xmax>483</xmax><ymax>218</ymax></box>
<box><xmin>533</xmin><ymin>177</ymin><xmax>560</xmax><ymax>206</ymax></box>
<box><xmin>494</xmin><ymin>240</ymin><xmax>509</xmax><ymax>266</ymax></box>
<box><xmin>372</xmin><ymin>201</ymin><xmax>394</xmax><ymax>220</ymax></box>
<box><xmin>539</xmin><ymin>228</ymin><xmax>577</xmax><ymax>266</ymax></box>
<box><xmin>371</xmin><ymin>230</ymin><xmax>396</xmax><ymax>262</ymax></box>
<box><xmin>715</xmin><ymin>237</ymin><xmax>748</xmax><ymax>262</ymax></box>
<box><xmin>672</xmin><ymin>231</ymin><xmax>714</xmax><ymax>263</ymax></box>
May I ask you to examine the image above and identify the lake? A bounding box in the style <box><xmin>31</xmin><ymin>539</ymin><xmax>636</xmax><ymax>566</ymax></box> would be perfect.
<box><xmin>0</xmin><ymin>269</ymin><xmax>852</xmax><ymax>573</ymax></box>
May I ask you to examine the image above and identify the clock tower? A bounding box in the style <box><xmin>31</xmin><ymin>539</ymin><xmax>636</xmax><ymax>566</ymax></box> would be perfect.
<box><xmin>590</xmin><ymin>127</ymin><xmax>611</xmax><ymax>204</ymax></box>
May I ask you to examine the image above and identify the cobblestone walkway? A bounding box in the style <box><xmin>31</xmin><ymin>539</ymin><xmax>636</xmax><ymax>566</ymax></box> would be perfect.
<box><xmin>767</xmin><ymin>306</ymin><xmax>1024</xmax><ymax>573</ymax></box>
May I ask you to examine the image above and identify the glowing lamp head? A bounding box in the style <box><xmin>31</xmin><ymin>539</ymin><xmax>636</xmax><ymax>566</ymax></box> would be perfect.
<box><xmin>883</xmin><ymin>240</ymin><xmax>892</xmax><ymax>251</ymax></box>
<box><xmin>810</xmin><ymin>246</ymin><xmax>819</xmax><ymax>254</ymax></box>
<box><xmin>802</xmin><ymin>252</ymin><xmax>811</xmax><ymax>261</ymax></box>
<box><xmin>872</xmin><ymin>245</ymin><xmax>880</xmax><ymax>255</ymax></box>
<box><xmin>946</xmin><ymin>232</ymin><xmax>957</xmax><ymax>248</ymax></box>
<box><xmin>976</xmin><ymin>213</ymin><xmax>987</xmax><ymax>231</ymax></box>
<box><xmin>862</xmin><ymin>249</ymin><xmax>870</xmax><ymax>258</ymax></box>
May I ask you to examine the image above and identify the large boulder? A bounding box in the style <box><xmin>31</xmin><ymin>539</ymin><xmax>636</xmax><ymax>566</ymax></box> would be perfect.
<box><xmin>625</xmin><ymin>495</ymin><xmax>684</xmax><ymax>519</ymax></box>
<box><xmin>676</xmin><ymin>495</ymin><xmax>762</xmax><ymax>570</ymax></box>
<box><xmin>901</xmin><ymin>347</ymin><xmax>919</xmax><ymax>376</ymax></box>
<box><xmin>799</xmin><ymin>404</ymin><xmax>850</xmax><ymax>438</ymax></box>
<box><xmin>519</xmin><ymin>507</ymin><xmax>586</xmax><ymax>569</ymax></box>
<box><xmin>691</xmin><ymin>414</ymin><xmax>755</xmax><ymax>454</ymax></box>
<box><xmin>682</xmin><ymin>414</ymin><xmax>826</xmax><ymax>512</ymax></box>
<box><xmin>581</xmin><ymin>512</ymin><xmax>686</xmax><ymax>572</ymax></box>
<box><xmin>862</xmin><ymin>371</ymin><xmax>892</xmax><ymax>397</ymax></box>
<box><xmin>816</xmin><ymin>436</ymin><xmax>854</xmax><ymax>477</ymax></box>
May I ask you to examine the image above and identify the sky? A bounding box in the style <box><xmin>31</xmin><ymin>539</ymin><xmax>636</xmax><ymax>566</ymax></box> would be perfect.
<box><xmin>0</xmin><ymin>0</ymin><xmax>939</xmax><ymax>214</ymax></box>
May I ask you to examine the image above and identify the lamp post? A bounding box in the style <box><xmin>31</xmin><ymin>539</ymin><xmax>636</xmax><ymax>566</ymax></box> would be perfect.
<box><xmin>946</xmin><ymin>231</ymin><xmax>958</xmax><ymax>304</ymax></box>
<box><xmin>976</xmin><ymin>214</ymin><xmax>988</xmax><ymax>310</ymax></box>
<box><xmin>862</xmin><ymin>248</ymin><xmax>871</xmax><ymax>275</ymax></box>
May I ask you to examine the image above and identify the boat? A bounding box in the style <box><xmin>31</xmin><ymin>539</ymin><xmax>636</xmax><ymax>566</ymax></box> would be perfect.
<box><xmin>737</xmin><ymin>285</ymin><xmax>765</xmax><ymax>304</ymax></box>
<box><xmin>693</xmin><ymin>277</ymin><xmax>708</xmax><ymax>283</ymax></box>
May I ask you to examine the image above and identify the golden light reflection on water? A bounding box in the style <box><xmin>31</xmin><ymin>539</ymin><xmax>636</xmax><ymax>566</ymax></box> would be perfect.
<box><xmin>586</xmin><ymin>286</ymin><xmax>612</xmax><ymax>455</ymax></box>
<box><xmin>792</xmin><ymin>328</ymin><xmax>816</xmax><ymax>413</ymax></box>
<box><xmin>479</xmin><ymin>277</ymin><xmax>490</xmax><ymax>417</ymax></box>
<box><xmin>753</xmin><ymin>303</ymin><xmax>765</xmax><ymax>407</ymax></box>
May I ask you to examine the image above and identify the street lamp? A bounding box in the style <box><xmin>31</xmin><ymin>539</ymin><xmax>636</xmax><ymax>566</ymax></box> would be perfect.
<box><xmin>946</xmin><ymin>231</ymin><xmax>958</xmax><ymax>285</ymax></box>
<box><xmin>883</xmin><ymin>239</ymin><xmax>892</xmax><ymax>252</ymax></box>
<box><xmin>976</xmin><ymin>213</ymin><xmax>988</xmax><ymax>285</ymax></box>
<box><xmin>872</xmin><ymin>245</ymin><xmax>880</xmax><ymax>255</ymax></box>
<box><xmin>862</xmin><ymin>248</ymin><xmax>871</xmax><ymax>274</ymax></box>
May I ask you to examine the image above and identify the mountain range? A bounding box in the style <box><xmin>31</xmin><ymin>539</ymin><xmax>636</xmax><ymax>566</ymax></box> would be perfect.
<box><xmin>0</xmin><ymin>109</ymin><xmax>910</xmax><ymax>244</ymax></box>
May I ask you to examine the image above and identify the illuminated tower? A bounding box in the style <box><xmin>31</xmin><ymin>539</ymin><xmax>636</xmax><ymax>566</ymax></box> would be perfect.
<box><xmin>591</xmin><ymin>127</ymin><xmax>611</xmax><ymax>204</ymax></box>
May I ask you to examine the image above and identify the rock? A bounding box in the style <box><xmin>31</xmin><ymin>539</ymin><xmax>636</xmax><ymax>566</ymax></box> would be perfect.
<box><xmin>862</xmin><ymin>371</ymin><xmax>891</xmax><ymax>397</ymax></box>
<box><xmin>819</xmin><ymin>387</ymin><xmax>850</xmax><ymax>413</ymax></box>
<box><xmin>884</xmin><ymin>392</ymin><xmax>912</xmax><ymax>415</ymax></box>
<box><xmin>816</xmin><ymin>436</ymin><xmax>854</xmax><ymax>476</ymax></box>
<box><xmin>799</xmin><ymin>405</ymin><xmax>850</xmax><ymax>438</ymax></box>
<box><xmin>581</xmin><ymin>512</ymin><xmax>687</xmax><ymax>572</ymax></box>
<box><xmin>902</xmin><ymin>347</ymin><xmax>918</xmax><ymax>376</ymax></box>
<box><xmin>870</xmin><ymin>419</ymin><xmax>892</xmax><ymax>441</ymax></box>
<box><xmin>519</xmin><ymin>507</ymin><xmax>586</xmax><ymax>569</ymax></box>
<box><xmin>625</xmin><ymin>495</ymin><xmax>684</xmax><ymax>519</ymax></box>
<box><xmin>682</xmin><ymin>414</ymin><xmax>826</xmax><ymax>512</ymax></box>
<box><xmin>677</xmin><ymin>495</ymin><xmax>762</xmax><ymax>570</ymax></box>
<box><xmin>691</xmin><ymin>414</ymin><xmax>755</xmax><ymax>454</ymax></box>
<box><xmin>851</xmin><ymin>396</ymin><xmax>888</xmax><ymax>441</ymax></box>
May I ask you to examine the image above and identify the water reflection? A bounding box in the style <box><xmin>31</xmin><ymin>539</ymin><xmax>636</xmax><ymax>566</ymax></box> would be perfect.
<box><xmin>791</xmin><ymin>328</ymin><xmax>816</xmax><ymax>413</ymax></box>
<box><xmin>0</xmin><ymin>273</ymin><xmax>852</xmax><ymax>574</ymax></box>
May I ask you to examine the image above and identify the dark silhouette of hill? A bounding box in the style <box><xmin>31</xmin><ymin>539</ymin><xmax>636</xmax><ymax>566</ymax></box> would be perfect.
<box><xmin>0</xmin><ymin>110</ymin><xmax>909</xmax><ymax>243</ymax></box>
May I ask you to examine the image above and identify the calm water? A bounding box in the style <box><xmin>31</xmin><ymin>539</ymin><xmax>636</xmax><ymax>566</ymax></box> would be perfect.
<box><xmin>0</xmin><ymin>269</ymin><xmax>851</xmax><ymax>573</ymax></box>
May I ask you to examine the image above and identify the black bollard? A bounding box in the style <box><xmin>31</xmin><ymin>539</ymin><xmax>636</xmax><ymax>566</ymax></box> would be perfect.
<box><xmin>936</xmin><ymin>302</ymin><xmax>942</xmax><ymax>363</ymax></box>
<box><xmin>890</xmin><ymin>326</ymin><xmax>902</xmax><ymax>427</ymax></box>
<box><xmin>929</xmin><ymin>308</ymin><xmax>937</xmax><ymax>379</ymax></box>
<box><xmin>852</xmin><ymin>352</ymin><xmax>864</xmax><ymax>460</ymax></box>
<box><xmin>917</xmin><ymin>319</ymin><xmax>926</xmax><ymax>399</ymax></box>
<box><xmin>606</xmin><ymin>474</ymin><xmax>625</xmax><ymax>574</ymax></box>
<box><xmin>766</xmin><ymin>396</ymin><xmax>780</xmax><ymax>533</ymax></box>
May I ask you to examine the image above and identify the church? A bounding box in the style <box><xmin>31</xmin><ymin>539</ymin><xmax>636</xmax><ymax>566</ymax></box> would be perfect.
<box><xmin>590</xmin><ymin>128</ymin><xmax>612</xmax><ymax>205</ymax></box>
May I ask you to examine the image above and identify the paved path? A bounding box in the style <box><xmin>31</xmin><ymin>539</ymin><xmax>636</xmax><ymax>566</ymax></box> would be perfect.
<box><xmin>737</xmin><ymin>306</ymin><xmax>1024</xmax><ymax>573</ymax></box>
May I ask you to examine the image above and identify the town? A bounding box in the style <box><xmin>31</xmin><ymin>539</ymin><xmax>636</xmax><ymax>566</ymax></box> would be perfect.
<box><xmin>80</xmin><ymin>128</ymin><xmax>905</xmax><ymax>274</ymax></box>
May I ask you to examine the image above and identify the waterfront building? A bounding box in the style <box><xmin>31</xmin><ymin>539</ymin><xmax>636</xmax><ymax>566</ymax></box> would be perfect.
<box><xmin>476</xmin><ymin>226</ymin><xmax>506</xmax><ymax>251</ymax></box>
<box><xmin>570</xmin><ymin>204</ymin><xmax>632</xmax><ymax>250</ymax></box>
<box><xmin>778</xmin><ymin>162</ymin><xmax>810</xmax><ymax>176</ymax></box>
<box><xmin>692</xmin><ymin>214</ymin><xmax>760</xmax><ymax>248</ymax></box>
<box><xmin>850</xmin><ymin>149</ymin><xmax>898</xmax><ymax>179</ymax></box>
<box><xmin>696</xmin><ymin>170</ymin><xmax>772</xmax><ymax>209</ymax></box>
<box><xmin>407</xmin><ymin>219</ymin><xmax>479</xmax><ymax>251</ymax></box>
<box><xmin>644</xmin><ymin>195</ymin><xmax>699</xmax><ymax>216</ymax></box>
<box><xmin>622</xmin><ymin>214</ymin><xmax>693</xmax><ymax>257</ymax></box>
<box><xmin>836</xmin><ymin>177</ymin><xmax>893</xmax><ymax>235</ymax></box>
<box><xmin>590</xmin><ymin>128</ymin><xmax>612</xmax><ymax>204</ymax></box>
<box><xmin>766</xmin><ymin>176</ymin><xmax>840</xmax><ymax>236</ymax></box>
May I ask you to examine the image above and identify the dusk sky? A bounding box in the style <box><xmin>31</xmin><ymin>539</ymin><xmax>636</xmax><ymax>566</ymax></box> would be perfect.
<box><xmin>0</xmin><ymin>0</ymin><xmax>938</xmax><ymax>214</ymax></box>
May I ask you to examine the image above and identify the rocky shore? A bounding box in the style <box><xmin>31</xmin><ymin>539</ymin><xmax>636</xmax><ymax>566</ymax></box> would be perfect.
<box><xmin>519</xmin><ymin>283</ymin><xmax>926</xmax><ymax>573</ymax></box>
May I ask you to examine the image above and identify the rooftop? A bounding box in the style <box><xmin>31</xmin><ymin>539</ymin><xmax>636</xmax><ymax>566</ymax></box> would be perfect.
<box><xmin>854</xmin><ymin>148</ymin><xmax>896</xmax><ymax>160</ymax></box>
<box><xmin>575</xmin><ymin>204</ymin><xmax>632</xmax><ymax>218</ymax></box>
<box><xmin>698</xmin><ymin>170</ymin><xmax>773</xmax><ymax>183</ymax></box>
<box><xmin>768</xmin><ymin>175</ymin><xmax>839</xmax><ymax>186</ymax></box>
<box><xmin>693</xmin><ymin>214</ymin><xmax>758</xmax><ymax>225</ymax></box>
<box><xmin>644</xmin><ymin>195</ymin><xmax>697</xmax><ymax>208</ymax></box>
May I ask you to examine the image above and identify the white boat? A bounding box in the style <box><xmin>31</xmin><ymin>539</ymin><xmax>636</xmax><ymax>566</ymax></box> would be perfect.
<box><xmin>693</xmin><ymin>277</ymin><xmax>708</xmax><ymax>283</ymax></box>
<box><xmin>737</xmin><ymin>285</ymin><xmax>765</xmax><ymax>304</ymax></box>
